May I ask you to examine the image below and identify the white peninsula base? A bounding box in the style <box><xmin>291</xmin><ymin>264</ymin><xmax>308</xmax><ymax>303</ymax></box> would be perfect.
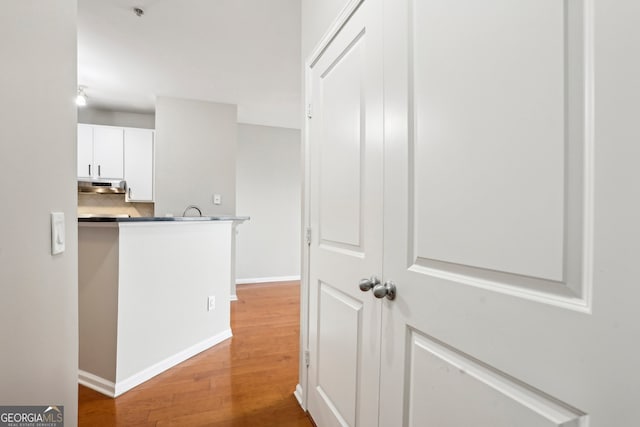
<box><xmin>78</xmin><ymin>219</ymin><xmax>241</xmax><ymax>397</ymax></box>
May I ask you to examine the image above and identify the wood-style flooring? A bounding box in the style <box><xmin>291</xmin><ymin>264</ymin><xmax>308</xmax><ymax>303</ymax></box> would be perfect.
<box><xmin>78</xmin><ymin>281</ymin><xmax>314</xmax><ymax>426</ymax></box>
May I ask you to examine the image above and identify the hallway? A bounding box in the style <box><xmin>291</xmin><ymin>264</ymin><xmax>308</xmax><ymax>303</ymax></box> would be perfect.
<box><xmin>78</xmin><ymin>281</ymin><xmax>312</xmax><ymax>426</ymax></box>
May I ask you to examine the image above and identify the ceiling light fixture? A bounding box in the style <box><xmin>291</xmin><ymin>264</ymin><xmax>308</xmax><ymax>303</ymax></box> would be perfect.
<box><xmin>133</xmin><ymin>7</ymin><xmax>144</xmax><ymax>17</ymax></box>
<box><xmin>76</xmin><ymin>86</ymin><xmax>87</xmax><ymax>107</ymax></box>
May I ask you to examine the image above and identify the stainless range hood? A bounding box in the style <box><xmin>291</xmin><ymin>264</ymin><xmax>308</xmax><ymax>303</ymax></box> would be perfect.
<box><xmin>78</xmin><ymin>179</ymin><xmax>126</xmax><ymax>194</ymax></box>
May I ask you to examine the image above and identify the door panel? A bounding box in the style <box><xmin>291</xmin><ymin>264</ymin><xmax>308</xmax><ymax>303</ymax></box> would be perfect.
<box><xmin>319</xmin><ymin>34</ymin><xmax>364</xmax><ymax>249</ymax></box>
<box><xmin>406</xmin><ymin>332</ymin><xmax>585</xmax><ymax>427</ymax></box>
<box><xmin>316</xmin><ymin>282</ymin><xmax>363</xmax><ymax>426</ymax></box>
<box><xmin>383</xmin><ymin>0</ymin><xmax>593</xmax><ymax>322</ymax></box>
<box><xmin>307</xmin><ymin>1</ymin><xmax>383</xmax><ymax>426</ymax></box>
<box><xmin>411</xmin><ymin>0</ymin><xmax>567</xmax><ymax>282</ymax></box>
<box><xmin>405</xmin><ymin>0</ymin><xmax>591</xmax><ymax>305</ymax></box>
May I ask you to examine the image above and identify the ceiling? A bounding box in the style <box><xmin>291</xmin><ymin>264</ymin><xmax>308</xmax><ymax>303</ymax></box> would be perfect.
<box><xmin>78</xmin><ymin>0</ymin><xmax>301</xmax><ymax>129</ymax></box>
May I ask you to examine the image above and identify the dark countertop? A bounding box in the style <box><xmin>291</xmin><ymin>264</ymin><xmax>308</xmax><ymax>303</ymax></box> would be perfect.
<box><xmin>78</xmin><ymin>216</ymin><xmax>249</xmax><ymax>223</ymax></box>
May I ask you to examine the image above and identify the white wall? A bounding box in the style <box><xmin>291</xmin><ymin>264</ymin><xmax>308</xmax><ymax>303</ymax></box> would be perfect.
<box><xmin>78</xmin><ymin>107</ymin><xmax>155</xmax><ymax>129</ymax></box>
<box><xmin>236</xmin><ymin>124</ymin><xmax>301</xmax><ymax>281</ymax></box>
<box><xmin>117</xmin><ymin>222</ymin><xmax>232</xmax><ymax>381</ymax></box>
<box><xmin>0</xmin><ymin>1</ymin><xmax>78</xmax><ymax>424</ymax></box>
<box><xmin>302</xmin><ymin>0</ymin><xmax>351</xmax><ymax>59</ymax></box>
<box><xmin>155</xmin><ymin>96</ymin><xmax>237</xmax><ymax>216</ymax></box>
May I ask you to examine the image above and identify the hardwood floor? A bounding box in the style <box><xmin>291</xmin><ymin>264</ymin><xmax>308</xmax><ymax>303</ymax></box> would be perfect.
<box><xmin>78</xmin><ymin>281</ymin><xmax>313</xmax><ymax>426</ymax></box>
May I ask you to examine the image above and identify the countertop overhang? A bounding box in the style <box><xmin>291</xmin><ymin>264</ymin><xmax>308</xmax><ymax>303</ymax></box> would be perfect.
<box><xmin>78</xmin><ymin>216</ymin><xmax>249</xmax><ymax>223</ymax></box>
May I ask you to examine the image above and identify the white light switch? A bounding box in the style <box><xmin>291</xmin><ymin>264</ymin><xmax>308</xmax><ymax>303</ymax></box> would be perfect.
<box><xmin>213</xmin><ymin>194</ymin><xmax>222</xmax><ymax>205</ymax></box>
<box><xmin>51</xmin><ymin>212</ymin><xmax>65</xmax><ymax>255</ymax></box>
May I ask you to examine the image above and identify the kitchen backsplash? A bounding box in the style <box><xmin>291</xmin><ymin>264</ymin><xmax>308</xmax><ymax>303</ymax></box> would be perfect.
<box><xmin>78</xmin><ymin>194</ymin><xmax>154</xmax><ymax>217</ymax></box>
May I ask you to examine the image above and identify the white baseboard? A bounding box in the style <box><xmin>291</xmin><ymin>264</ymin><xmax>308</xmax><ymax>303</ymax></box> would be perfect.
<box><xmin>236</xmin><ymin>275</ymin><xmax>301</xmax><ymax>285</ymax></box>
<box><xmin>230</xmin><ymin>294</ymin><xmax>238</xmax><ymax>301</ymax></box>
<box><xmin>78</xmin><ymin>370</ymin><xmax>116</xmax><ymax>398</ymax></box>
<box><xmin>294</xmin><ymin>383</ymin><xmax>305</xmax><ymax>409</ymax></box>
<box><xmin>79</xmin><ymin>329</ymin><xmax>233</xmax><ymax>398</ymax></box>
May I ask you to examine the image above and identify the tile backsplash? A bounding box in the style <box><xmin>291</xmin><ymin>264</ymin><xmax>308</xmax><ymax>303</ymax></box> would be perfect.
<box><xmin>78</xmin><ymin>193</ymin><xmax>154</xmax><ymax>217</ymax></box>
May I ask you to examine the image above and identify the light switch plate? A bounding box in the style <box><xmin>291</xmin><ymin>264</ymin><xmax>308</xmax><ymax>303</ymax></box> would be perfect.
<box><xmin>213</xmin><ymin>194</ymin><xmax>222</xmax><ymax>205</ymax></box>
<box><xmin>51</xmin><ymin>212</ymin><xmax>65</xmax><ymax>255</ymax></box>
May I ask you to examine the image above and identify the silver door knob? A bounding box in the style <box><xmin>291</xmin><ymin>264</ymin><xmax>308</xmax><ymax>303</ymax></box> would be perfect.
<box><xmin>373</xmin><ymin>281</ymin><xmax>396</xmax><ymax>300</ymax></box>
<box><xmin>359</xmin><ymin>276</ymin><xmax>380</xmax><ymax>292</ymax></box>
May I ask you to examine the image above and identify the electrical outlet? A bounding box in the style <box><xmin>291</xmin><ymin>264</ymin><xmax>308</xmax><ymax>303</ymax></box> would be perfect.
<box><xmin>207</xmin><ymin>296</ymin><xmax>216</xmax><ymax>311</ymax></box>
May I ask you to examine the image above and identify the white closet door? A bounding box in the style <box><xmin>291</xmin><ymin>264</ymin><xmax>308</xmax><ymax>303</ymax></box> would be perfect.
<box><xmin>306</xmin><ymin>0</ymin><xmax>384</xmax><ymax>425</ymax></box>
<box><xmin>379</xmin><ymin>1</ymin><xmax>640</xmax><ymax>426</ymax></box>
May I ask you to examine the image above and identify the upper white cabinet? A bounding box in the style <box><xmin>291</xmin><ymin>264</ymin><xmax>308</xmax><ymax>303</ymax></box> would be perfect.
<box><xmin>93</xmin><ymin>126</ymin><xmax>124</xmax><ymax>179</ymax></box>
<box><xmin>124</xmin><ymin>128</ymin><xmax>154</xmax><ymax>202</ymax></box>
<box><xmin>77</xmin><ymin>124</ymin><xmax>124</xmax><ymax>179</ymax></box>
<box><xmin>77</xmin><ymin>124</ymin><xmax>93</xmax><ymax>178</ymax></box>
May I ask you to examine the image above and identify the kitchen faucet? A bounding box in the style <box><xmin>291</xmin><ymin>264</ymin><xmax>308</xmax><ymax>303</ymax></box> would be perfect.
<box><xmin>182</xmin><ymin>205</ymin><xmax>202</xmax><ymax>217</ymax></box>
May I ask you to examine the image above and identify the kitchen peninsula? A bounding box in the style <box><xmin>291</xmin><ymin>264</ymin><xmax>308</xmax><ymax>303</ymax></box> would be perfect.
<box><xmin>78</xmin><ymin>216</ymin><xmax>248</xmax><ymax>397</ymax></box>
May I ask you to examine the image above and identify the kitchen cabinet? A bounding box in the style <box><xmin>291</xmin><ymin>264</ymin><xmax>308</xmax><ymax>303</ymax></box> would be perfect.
<box><xmin>124</xmin><ymin>128</ymin><xmax>154</xmax><ymax>202</ymax></box>
<box><xmin>93</xmin><ymin>126</ymin><xmax>124</xmax><ymax>179</ymax></box>
<box><xmin>77</xmin><ymin>124</ymin><xmax>93</xmax><ymax>178</ymax></box>
<box><xmin>77</xmin><ymin>124</ymin><xmax>124</xmax><ymax>179</ymax></box>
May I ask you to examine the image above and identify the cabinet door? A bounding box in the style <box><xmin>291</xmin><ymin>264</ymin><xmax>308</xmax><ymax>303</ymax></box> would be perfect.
<box><xmin>93</xmin><ymin>126</ymin><xmax>124</xmax><ymax>179</ymax></box>
<box><xmin>77</xmin><ymin>124</ymin><xmax>93</xmax><ymax>178</ymax></box>
<box><xmin>124</xmin><ymin>128</ymin><xmax>154</xmax><ymax>202</ymax></box>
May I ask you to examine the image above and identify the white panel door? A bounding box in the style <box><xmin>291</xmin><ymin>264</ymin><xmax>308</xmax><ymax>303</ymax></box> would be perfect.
<box><xmin>124</xmin><ymin>128</ymin><xmax>154</xmax><ymax>202</ymax></box>
<box><xmin>307</xmin><ymin>0</ymin><xmax>383</xmax><ymax>426</ymax></box>
<box><xmin>379</xmin><ymin>1</ymin><xmax>640</xmax><ymax>426</ymax></box>
<box><xmin>93</xmin><ymin>126</ymin><xmax>124</xmax><ymax>179</ymax></box>
<box><xmin>77</xmin><ymin>124</ymin><xmax>93</xmax><ymax>178</ymax></box>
